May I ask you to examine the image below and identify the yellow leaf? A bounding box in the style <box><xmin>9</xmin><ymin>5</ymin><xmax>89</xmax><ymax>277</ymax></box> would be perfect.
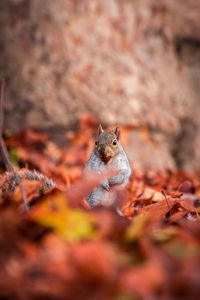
<box><xmin>125</xmin><ymin>212</ymin><xmax>149</xmax><ymax>242</ymax></box>
<box><xmin>151</xmin><ymin>227</ymin><xmax>177</xmax><ymax>243</ymax></box>
<box><xmin>30</xmin><ymin>191</ymin><xmax>96</xmax><ymax>242</ymax></box>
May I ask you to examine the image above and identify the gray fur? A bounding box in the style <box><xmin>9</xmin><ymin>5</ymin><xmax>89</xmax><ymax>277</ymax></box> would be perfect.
<box><xmin>83</xmin><ymin>141</ymin><xmax>131</xmax><ymax>207</ymax></box>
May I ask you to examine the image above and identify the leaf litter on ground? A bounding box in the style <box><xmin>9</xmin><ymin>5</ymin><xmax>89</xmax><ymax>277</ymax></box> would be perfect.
<box><xmin>0</xmin><ymin>115</ymin><xmax>200</xmax><ymax>300</ymax></box>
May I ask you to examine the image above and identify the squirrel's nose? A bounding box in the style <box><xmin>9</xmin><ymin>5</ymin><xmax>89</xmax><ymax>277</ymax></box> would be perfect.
<box><xmin>99</xmin><ymin>146</ymin><xmax>111</xmax><ymax>157</ymax></box>
<box><xmin>99</xmin><ymin>148</ymin><xmax>104</xmax><ymax>156</ymax></box>
<box><xmin>98</xmin><ymin>147</ymin><xmax>106</xmax><ymax>157</ymax></box>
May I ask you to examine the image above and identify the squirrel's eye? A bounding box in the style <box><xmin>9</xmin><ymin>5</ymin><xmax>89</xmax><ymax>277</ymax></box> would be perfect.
<box><xmin>112</xmin><ymin>139</ymin><xmax>117</xmax><ymax>146</ymax></box>
<box><xmin>95</xmin><ymin>141</ymin><xmax>98</xmax><ymax>146</ymax></box>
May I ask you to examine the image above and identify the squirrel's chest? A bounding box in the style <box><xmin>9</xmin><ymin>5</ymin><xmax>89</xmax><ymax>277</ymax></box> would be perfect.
<box><xmin>110</xmin><ymin>155</ymin><xmax>126</xmax><ymax>170</ymax></box>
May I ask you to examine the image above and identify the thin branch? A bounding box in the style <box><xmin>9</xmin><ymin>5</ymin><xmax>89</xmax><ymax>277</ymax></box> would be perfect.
<box><xmin>161</xmin><ymin>189</ymin><xmax>171</xmax><ymax>217</ymax></box>
<box><xmin>0</xmin><ymin>79</ymin><xmax>5</xmax><ymax>132</ymax></box>
<box><xmin>0</xmin><ymin>79</ymin><xmax>29</xmax><ymax>211</ymax></box>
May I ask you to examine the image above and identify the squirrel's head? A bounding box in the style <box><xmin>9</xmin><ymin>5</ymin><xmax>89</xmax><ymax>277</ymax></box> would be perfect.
<box><xmin>95</xmin><ymin>124</ymin><xmax>120</xmax><ymax>163</ymax></box>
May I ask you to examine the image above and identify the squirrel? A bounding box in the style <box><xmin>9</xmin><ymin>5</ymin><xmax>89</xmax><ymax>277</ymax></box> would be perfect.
<box><xmin>83</xmin><ymin>124</ymin><xmax>131</xmax><ymax>208</ymax></box>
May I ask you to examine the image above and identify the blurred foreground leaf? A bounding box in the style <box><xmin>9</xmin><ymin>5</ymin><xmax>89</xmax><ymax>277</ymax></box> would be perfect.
<box><xmin>125</xmin><ymin>212</ymin><xmax>149</xmax><ymax>242</ymax></box>
<box><xmin>30</xmin><ymin>191</ymin><xmax>96</xmax><ymax>242</ymax></box>
<box><xmin>164</xmin><ymin>241</ymin><xmax>200</xmax><ymax>259</ymax></box>
<box><xmin>151</xmin><ymin>227</ymin><xmax>177</xmax><ymax>243</ymax></box>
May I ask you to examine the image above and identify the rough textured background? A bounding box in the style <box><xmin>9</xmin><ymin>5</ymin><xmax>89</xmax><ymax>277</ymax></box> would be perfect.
<box><xmin>0</xmin><ymin>0</ymin><xmax>200</xmax><ymax>171</ymax></box>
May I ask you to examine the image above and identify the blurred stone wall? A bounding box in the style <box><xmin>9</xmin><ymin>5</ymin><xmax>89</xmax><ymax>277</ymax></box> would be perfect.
<box><xmin>0</xmin><ymin>0</ymin><xmax>200</xmax><ymax>171</ymax></box>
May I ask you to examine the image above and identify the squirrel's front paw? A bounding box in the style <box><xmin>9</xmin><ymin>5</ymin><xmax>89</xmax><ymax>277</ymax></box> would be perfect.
<box><xmin>101</xmin><ymin>181</ymin><xmax>110</xmax><ymax>191</ymax></box>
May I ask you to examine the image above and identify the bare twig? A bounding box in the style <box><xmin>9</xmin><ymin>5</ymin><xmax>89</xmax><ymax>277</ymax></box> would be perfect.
<box><xmin>0</xmin><ymin>79</ymin><xmax>29</xmax><ymax>211</ymax></box>
<box><xmin>161</xmin><ymin>189</ymin><xmax>171</xmax><ymax>217</ymax></box>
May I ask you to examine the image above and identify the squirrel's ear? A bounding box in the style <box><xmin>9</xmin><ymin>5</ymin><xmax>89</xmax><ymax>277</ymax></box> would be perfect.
<box><xmin>98</xmin><ymin>124</ymin><xmax>104</xmax><ymax>134</ymax></box>
<box><xmin>115</xmin><ymin>126</ymin><xmax>120</xmax><ymax>140</ymax></box>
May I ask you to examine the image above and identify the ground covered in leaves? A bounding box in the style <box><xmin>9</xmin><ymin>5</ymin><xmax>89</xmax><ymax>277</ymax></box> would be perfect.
<box><xmin>0</xmin><ymin>116</ymin><xmax>200</xmax><ymax>300</ymax></box>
